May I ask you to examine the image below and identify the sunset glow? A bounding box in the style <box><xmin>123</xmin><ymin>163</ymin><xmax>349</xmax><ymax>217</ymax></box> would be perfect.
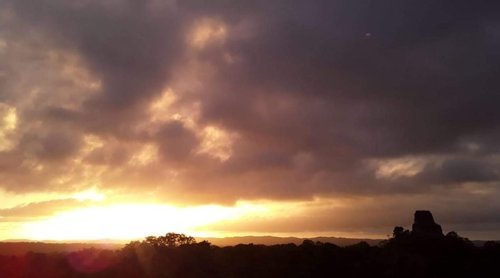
<box><xmin>20</xmin><ymin>203</ymin><xmax>263</xmax><ymax>241</ymax></box>
<box><xmin>0</xmin><ymin>0</ymin><xmax>499</xmax><ymax>243</ymax></box>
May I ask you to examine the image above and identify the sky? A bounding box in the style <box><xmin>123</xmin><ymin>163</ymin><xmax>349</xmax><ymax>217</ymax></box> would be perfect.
<box><xmin>0</xmin><ymin>0</ymin><xmax>500</xmax><ymax>241</ymax></box>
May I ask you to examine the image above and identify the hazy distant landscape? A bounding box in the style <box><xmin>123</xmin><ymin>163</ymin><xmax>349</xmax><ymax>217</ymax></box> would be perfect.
<box><xmin>1</xmin><ymin>235</ymin><xmax>495</xmax><ymax>256</ymax></box>
<box><xmin>0</xmin><ymin>236</ymin><xmax>382</xmax><ymax>256</ymax></box>
<box><xmin>1</xmin><ymin>211</ymin><xmax>499</xmax><ymax>277</ymax></box>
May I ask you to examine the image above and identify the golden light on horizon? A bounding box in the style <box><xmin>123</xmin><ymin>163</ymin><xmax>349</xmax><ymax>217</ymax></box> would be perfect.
<box><xmin>71</xmin><ymin>188</ymin><xmax>106</xmax><ymax>202</ymax></box>
<box><xmin>19</xmin><ymin>203</ymin><xmax>266</xmax><ymax>241</ymax></box>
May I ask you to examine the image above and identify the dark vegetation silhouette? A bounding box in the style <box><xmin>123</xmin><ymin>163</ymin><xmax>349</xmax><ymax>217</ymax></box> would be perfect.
<box><xmin>1</xmin><ymin>212</ymin><xmax>499</xmax><ymax>277</ymax></box>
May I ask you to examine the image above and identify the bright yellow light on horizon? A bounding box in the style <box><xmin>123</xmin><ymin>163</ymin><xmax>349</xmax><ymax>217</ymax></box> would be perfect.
<box><xmin>72</xmin><ymin>188</ymin><xmax>106</xmax><ymax>202</ymax></box>
<box><xmin>20</xmin><ymin>203</ymin><xmax>264</xmax><ymax>241</ymax></box>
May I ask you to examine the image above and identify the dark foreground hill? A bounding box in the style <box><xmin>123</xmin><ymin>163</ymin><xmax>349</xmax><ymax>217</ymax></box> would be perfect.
<box><xmin>0</xmin><ymin>232</ymin><xmax>499</xmax><ymax>278</ymax></box>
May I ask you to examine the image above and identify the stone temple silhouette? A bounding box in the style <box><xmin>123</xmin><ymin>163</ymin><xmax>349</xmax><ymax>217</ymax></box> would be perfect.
<box><xmin>411</xmin><ymin>210</ymin><xmax>444</xmax><ymax>238</ymax></box>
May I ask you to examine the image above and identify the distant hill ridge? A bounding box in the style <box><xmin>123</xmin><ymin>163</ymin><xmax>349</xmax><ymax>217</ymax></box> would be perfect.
<box><xmin>0</xmin><ymin>242</ymin><xmax>123</xmax><ymax>255</ymax></box>
<box><xmin>197</xmin><ymin>236</ymin><xmax>382</xmax><ymax>247</ymax></box>
<box><xmin>0</xmin><ymin>236</ymin><xmax>381</xmax><ymax>255</ymax></box>
<box><xmin>1</xmin><ymin>233</ymin><xmax>496</xmax><ymax>256</ymax></box>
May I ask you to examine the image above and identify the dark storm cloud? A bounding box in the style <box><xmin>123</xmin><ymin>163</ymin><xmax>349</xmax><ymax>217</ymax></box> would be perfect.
<box><xmin>32</xmin><ymin>131</ymin><xmax>83</xmax><ymax>161</ymax></box>
<box><xmin>196</xmin><ymin>0</ymin><xmax>500</xmax><ymax>158</ymax></box>
<box><xmin>415</xmin><ymin>158</ymin><xmax>499</xmax><ymax>184</ymax></box>
<box><xmin>0</xmin><ymin>0</ymin><xmax>499</xmax><ymax>209</ymax></box>
<box><xmin>3</xmin><ymin>0</ymin><xmax>187</xmax><ymax>136</ymax></box>
<box><xmin>84</xmin><ymin>144</ymin><xmax>129</xmax><ymax>166</ymax></box>
<box><xmin>184</xmin><ymin>0</ymin><xmax>500</xmax><ymax>197</ymax></box>
<box><xmin>156</xmin><ymin>120</ymin><xmax>200</xmax><ymax>163</ymax></box>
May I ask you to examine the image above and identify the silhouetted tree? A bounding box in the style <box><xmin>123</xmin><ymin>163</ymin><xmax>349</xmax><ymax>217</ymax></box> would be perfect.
<box><xmin>142</xmin><ymin>233</ymin><xmax>196</xmax><ymax>248</ymax></box>
<box><xmin>392</xmin><ymin>226</ymin><xmax>410</xmax><ymax>240</ymax></box>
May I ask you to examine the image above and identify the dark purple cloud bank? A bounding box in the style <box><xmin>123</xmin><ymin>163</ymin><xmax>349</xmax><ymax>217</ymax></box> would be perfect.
<box><xmin>1</xmin><ymin>0</ymin><xmax>500</xmax><ymax>234</ymax></box>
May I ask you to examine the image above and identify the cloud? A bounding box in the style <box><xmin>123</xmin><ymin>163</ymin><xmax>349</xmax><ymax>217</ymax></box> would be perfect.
<box><xmin>415</xmin><ymin>158</ymin><xmax>499</xmax><ymax>184</ymax></box>
<box><xmin>156</xmin><ymin>120</ymin><xmax>200</xmax><ymax>163</ymax></box>
<box><xmin>0</xmin><ymin>199</ymin><xmax>94</xmax><ymax>222</ymax></box>
<box><xmin>0</xmin><ymin>0</ymin><xmax>499</xmax><ymax>235</ymax></box>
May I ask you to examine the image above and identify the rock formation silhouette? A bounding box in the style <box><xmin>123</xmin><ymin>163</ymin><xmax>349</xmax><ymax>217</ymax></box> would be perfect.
<box><xmin>411</xmin><ymin>210</ymin><xmax>444</xmax><ymax>238</ymax></box>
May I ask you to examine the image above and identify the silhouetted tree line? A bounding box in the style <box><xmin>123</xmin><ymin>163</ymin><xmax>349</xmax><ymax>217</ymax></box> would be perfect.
<box><xmin>1</xmin><ymin>230</ymin><xmax>499</xmax><ymax>277</ymax></box>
